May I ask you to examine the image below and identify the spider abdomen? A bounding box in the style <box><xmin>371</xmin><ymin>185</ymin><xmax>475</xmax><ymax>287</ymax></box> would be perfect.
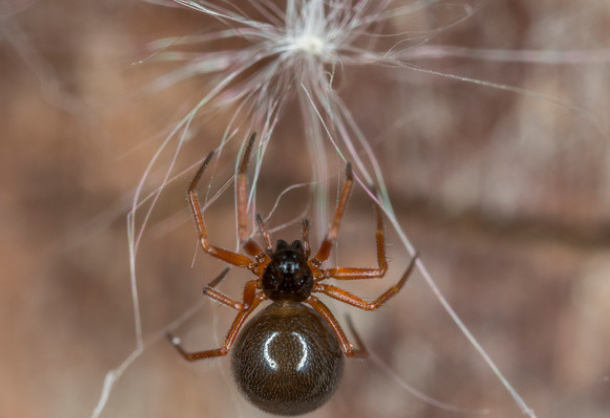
<box><xmin>231</xmin><ymin>303</ymin><xmax>344</xmax><ymax>416</ymax></box>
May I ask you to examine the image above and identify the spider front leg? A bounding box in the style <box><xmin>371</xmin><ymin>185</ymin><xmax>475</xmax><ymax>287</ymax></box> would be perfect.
<box><xmin>302</xmin><ymin>219</ymin><xmax>311</xmax><ymax>258</ymax></box>
<box><xmin>256</xmin><ymin>214</ymin><xmax>273</xmax><ymax>255</ymax></box>
<box><xmin>319</xmin><ymin>199</ymin><xmax>388</xmax><ymax>281</ymax></box>
<box><xmin>310</xmin><ymin>163</ymin><xmax>354</xmax><ymax>268</ymax></box>
<box><xmin>236</xmin><ymin>133</ymin><xmax>270</xmax><ymax>263</ymax></box>
<box><xmin>168</xmin><ymin>292</ymin><xmax>266</xmax><ymax>361</ymax></box>
<box><xmin>188</xmin><ymin>151</ymin><xmax>258</xmax><ymax>270</ymax></box>
<box><xmin>314</xmin><ymin>253</ymin><xmax>418</xmax><ymax>310</ymax></box>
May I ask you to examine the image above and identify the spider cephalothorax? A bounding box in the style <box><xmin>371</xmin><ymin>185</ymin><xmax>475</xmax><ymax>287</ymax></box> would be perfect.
<box><xmin>262</xmin><ymin>240</ymin><xmax>314</xmax><ymax>303</ymax></box>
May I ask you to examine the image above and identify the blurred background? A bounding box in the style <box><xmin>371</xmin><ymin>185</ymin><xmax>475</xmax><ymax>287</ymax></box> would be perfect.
<box><xmin>1</xmin><ymin>1</ymin><xmax>609</xmax><ymax>417</ymax></box>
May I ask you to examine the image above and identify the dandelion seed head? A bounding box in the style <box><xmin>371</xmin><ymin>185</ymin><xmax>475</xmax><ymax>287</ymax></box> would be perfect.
<box><xmin>291</xmin><ymin>34</ymin><xmax>329</xmax><ymax>58</ymax></box>
<box><xmin>279</xmin><ymin>0</ymin><xmax>337</xmax><ymax>61</ymax></box>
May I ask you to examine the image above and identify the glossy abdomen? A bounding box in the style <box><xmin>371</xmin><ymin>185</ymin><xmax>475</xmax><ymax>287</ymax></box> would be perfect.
<box><xmin>231</xmin><ymin>303</ymin><xmax>344</xmax><ymax>416</ymax></box>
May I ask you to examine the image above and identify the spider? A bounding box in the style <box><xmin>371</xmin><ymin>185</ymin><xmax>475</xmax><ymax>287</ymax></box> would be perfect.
<box><xmin>168</xmin><ymin>133</ymin><xmax>418</xmax><ymax>416</ymax></box>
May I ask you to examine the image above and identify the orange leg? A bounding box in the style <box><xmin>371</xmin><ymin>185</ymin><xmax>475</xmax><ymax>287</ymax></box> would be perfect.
<box><xmin>302</xmin><ymin>219</ymin><xmax>311</xmax><ymax>258</ymax></box>
<box><xmin>319</xmin><ymin>199</ymin><xmax>388</xmax><ymax>280</ymax></box>
<box><xmin>167</xmin><ymin>293</ymin><xmax>266</xmax><ymax>361</ymax></box>
<box><xmin>236</xmin><ymin>133</ymin><xmax>270</xmax><ymax>263</ymax></box>
<box><xmin>314</xmin><ymin>254</ymin><xmax>418</xmax><ymax>310</ymax></box>
<box><xmin>345</xmin><ymin>315</ymin><xmax>368</xmax><ymax>358</ymax></box>
<box><xmin>188</xmin><ymin>151</ymin><xmax>258</xmax><ymax>270</ymax></box>
<box><xmin>311</xmin><ymin>163</ymin><xmax>353</xmax><ymax>267</ymax></box>
<box><xmin>204</xmin><ymin>277</ymin><xmax>262</xmax><ymax>311</ymax></box>
<box><xmin>256</xmin><ymin>214</ymin><xmax>273</xmax><ymax>255</ymax></box>
<box><xmin>307</xmin><ymin>295</ymin><xmax>368</xmax><ymax>358</ymax></box>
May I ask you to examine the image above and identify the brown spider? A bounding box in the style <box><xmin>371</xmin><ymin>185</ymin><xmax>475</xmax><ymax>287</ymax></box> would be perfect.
<box><xmin>168</xmin><ymin>133</ymin><xmax>418</xmax><ymax>416</ymax></box>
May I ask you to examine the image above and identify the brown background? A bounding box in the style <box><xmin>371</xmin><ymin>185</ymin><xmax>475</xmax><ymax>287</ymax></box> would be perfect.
<box><xmin>1</xmin><ymin>1</ymin><xmax>609</xmax><ymax>418</ymax></box>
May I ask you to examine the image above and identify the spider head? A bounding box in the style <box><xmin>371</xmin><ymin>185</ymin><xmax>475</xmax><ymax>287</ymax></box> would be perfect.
<box><xmin>262</xmin><ymin>240</ymin><xmax>313</xmax><ymax>303</ymax></box>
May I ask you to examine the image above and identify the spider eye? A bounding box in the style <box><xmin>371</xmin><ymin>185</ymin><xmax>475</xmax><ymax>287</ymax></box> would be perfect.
<box><xmin>278</xmin><ymin>260</ymin><xmax>298</xmax><ymax>275</ymax></box>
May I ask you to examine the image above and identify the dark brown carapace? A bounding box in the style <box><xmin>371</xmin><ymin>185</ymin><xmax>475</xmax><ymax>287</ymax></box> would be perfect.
<box><xmin>167</xmin><ymin>133</ymin><xmax>418</xmax><ymax>416</ymax></box>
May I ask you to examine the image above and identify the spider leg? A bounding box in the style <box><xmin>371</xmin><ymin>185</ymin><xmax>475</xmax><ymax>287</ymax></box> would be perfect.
<box><xmin>314</xmin><ymin>254</ymin><xmax>418</xmax><ymax>310</ymax></box>
<box><xmin>203</xmin><ymin>275</ymin><xmax>262</xmax><ymax>311</ymax></box>
<box><xmin>318</xmin><ymin>200</ymin><xmax>388</xmax><ymax>280</ymax></box>
<box><xmin>302</xmin><ymin>219</ymin><xmax>311</xmax><ymax>258</ymax></box>
<box><xmin>167</xmin><ymin>292</ymin><xmax>266</xmax><ymax>361</ymax></box>
<box><xmin>237</xmin><ymin>133</ymin><xmax>270</xmax><ymax>263</ymax></box>
<box><xmin>189</xmin><ymin>268</ymin><xmax>247</xmax><ymax>310</ymax></box>
<box><xmin>345</xmin><ymin>315</ymin><xmax>368</xmax><ymax>357</ymax></box>
<box><xmin>310</xmin><ymin>163</ymin><xmax>353</xmax><ymax>267</ymax></box>
<box><xmin>256</xmin><ymin>214</ymin><xmax>273</xmax><ymax>255</ymax></box>
<box><xmin>188</xmin><ymin>151</ymin><xmax>258</xmax><ymax>269</ymax></box>
<box><xmin>307</xmin><ymin>295</ymin><xmax>367</xmax><ymax>358</ymax></box>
